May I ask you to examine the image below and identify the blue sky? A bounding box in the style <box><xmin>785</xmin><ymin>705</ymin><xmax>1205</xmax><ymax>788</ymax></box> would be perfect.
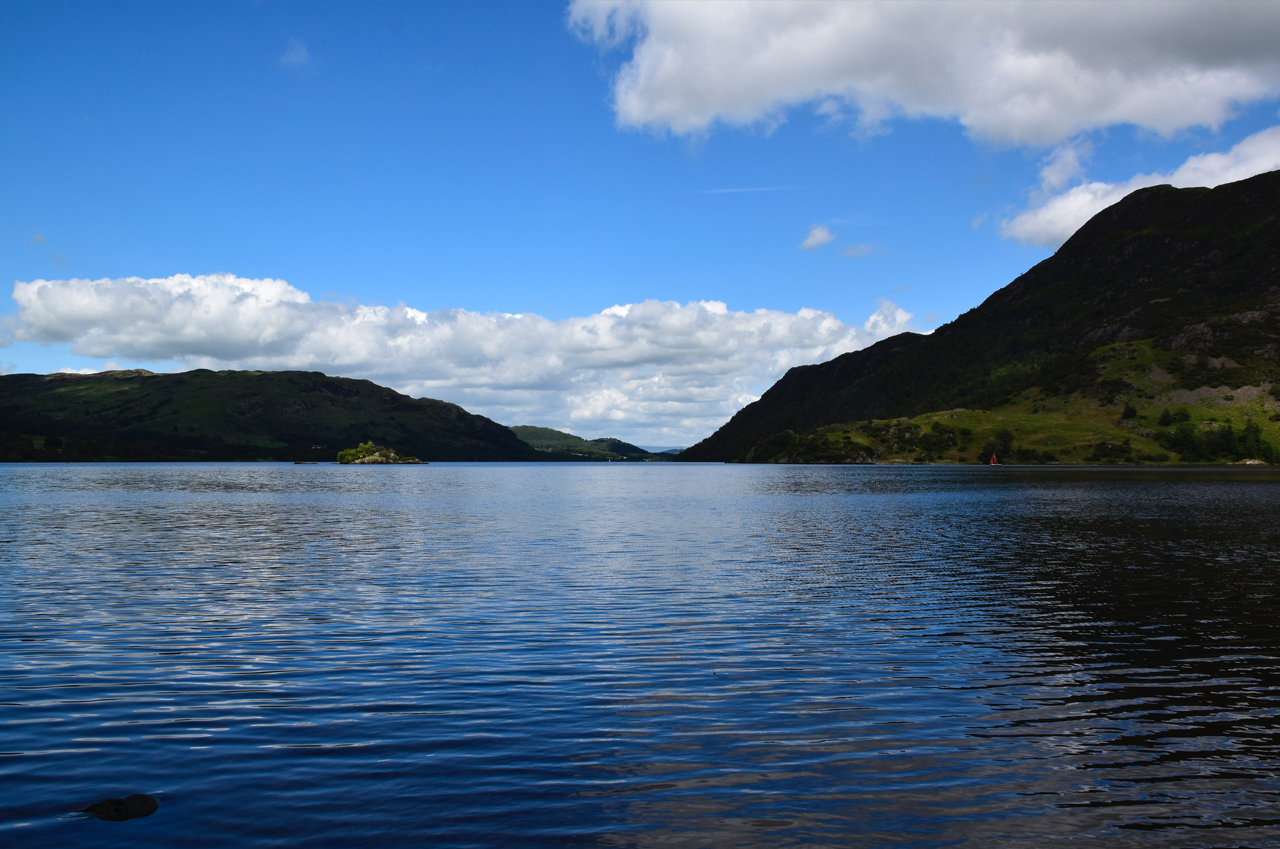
<box><xmin>4</xmin><ymin>1</ymin><xmax>1280</xmax><ymax>443</ymax></box>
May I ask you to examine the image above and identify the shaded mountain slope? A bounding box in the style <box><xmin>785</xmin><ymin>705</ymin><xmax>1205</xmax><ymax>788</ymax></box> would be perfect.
<box><xmin>682</xmin><ymin>170</ymin><xmax>1280</xmax><ymax>462</ymax></box>
<box><xmin>0</xmin><ymin>369</ymin><xmax>538</xmax><ymax>462</ymax></box>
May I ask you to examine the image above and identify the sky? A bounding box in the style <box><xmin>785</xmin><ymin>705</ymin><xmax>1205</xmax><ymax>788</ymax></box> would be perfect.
<box><xmin>4</xmin><ymin>1</ymin><xmax>1280</xmax><ymax>446</ymax></box>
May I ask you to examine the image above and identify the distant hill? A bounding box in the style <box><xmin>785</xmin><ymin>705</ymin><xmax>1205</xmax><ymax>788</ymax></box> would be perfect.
<box><xmin>682</xmin><ymin>170</ymin><xmax>1280</xmax><ymax>464</ymax></box>
<box><xmin>509</xmin><ymin>425</ymin><xmax>669</xmax><ymax>461</ymax></box>
<box><xmin>0</xmin><ymin>369</ymin><xmax>538</xmax><ymax>462</ymax></box>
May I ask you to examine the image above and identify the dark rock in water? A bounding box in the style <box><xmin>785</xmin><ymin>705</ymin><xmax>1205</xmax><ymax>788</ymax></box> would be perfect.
<box><xmin>80</xmin><ymin>793</ymin><xmax>159</xmax><ymax>822</ymax></box>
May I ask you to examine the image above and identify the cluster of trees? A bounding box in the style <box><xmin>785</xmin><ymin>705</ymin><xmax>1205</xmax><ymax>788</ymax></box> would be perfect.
<box><xmin>858</xmin><ymin>419</ymin><xmax>974</xmax><ymax>459</ymax></box>
<box><xmin>740</xmin><ymin>420</ymin><xmax>977</xmax><ymax>464</ymax></box>
<box><xmin>1083</xmin><ymin>439</ymin><xmax>1169</xmax><ymax>464</ymax></box>
<box><xmin>740</xmin><ymin>430</ymin><xmax>874</xmax><ymax>464</ymax></box>
<box><xmin>1156</xmin><ymin>419</ymin><xmax>1276</xmax><ymax>463</ymax></box>
<box><xmin>336</xmin><ymin>442</ymin><xmax>421</xmax><ymax>464</ymax></box>
<box><xmin>1137</xmin><ymin>405</ymin><xmax>1277</xmax><ymax>462</ymax></box>
<box><xmin>974</xmin><ymin>428</ymin><xmax>1060</xmax><ymax>464</ymax></box>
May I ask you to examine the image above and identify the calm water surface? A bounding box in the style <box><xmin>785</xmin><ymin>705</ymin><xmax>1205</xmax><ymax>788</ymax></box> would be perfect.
<box><xmin>2</xmin><ymin>463</ymin><xmax>1280</xmax><ymax>847</ymax></box>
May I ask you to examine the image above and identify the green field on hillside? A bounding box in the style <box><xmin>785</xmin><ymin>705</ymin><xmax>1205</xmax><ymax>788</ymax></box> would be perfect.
<box><xmin>742</xmin><ymin>340</ymin><xmax>1280</xmax><ymax>464</ymax></box>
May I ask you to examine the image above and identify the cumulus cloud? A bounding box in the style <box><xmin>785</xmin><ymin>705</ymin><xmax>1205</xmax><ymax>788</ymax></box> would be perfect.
<box><xmin>1038</xmin><ymin>140</ymin><xmax>1091</xmax><ymax>192</ymax></box>
<box><xmin>27</xmin><ymin>234</ymin><xmax>46</xmax><ymax>247</ymax></box>
<box><xmin>11</xmin><ymin>274</ymin><xmax>916</xmax><ymax>443</ymax></box>
<box><xmin>279</xmin><ymin>38</ymin><xmax>311</xmax><ymax>68</ymax></box>
<box><xmin>800</xmin><ymin>225</ymin><xmax>835</xmax><ymax>250</ymax></box>
<box><xmin>569</xmin><ymin>0</ymin><xmax>1280</xmax><ymax>145</ymax></box>
<box><xmin>843</xmin><ymin>244</ymin><xmax>883</xmax><ymax>258</ymax></box>
<box><xmin>1002</xmin><ymin>124</ymin><xmax>1280</xmax><ymax>246</ymax></box>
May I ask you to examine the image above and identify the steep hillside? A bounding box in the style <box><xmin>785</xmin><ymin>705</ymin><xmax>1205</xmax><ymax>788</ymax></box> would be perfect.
<box><xmin>683</xmin><ymin>170</ymin><xmax>1280</xmax><ymax>462</ymax></box>
<box><xmin>0</xmin><ymin>369</ymin><xmax>538</xmax><ymax>462</ymax></box>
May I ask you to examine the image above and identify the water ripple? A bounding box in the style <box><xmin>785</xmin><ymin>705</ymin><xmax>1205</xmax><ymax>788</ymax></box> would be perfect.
<box><xmin>1</xmin><ymin>463</ymin><xmax>1279</xmax><ymax>847</ymax></box>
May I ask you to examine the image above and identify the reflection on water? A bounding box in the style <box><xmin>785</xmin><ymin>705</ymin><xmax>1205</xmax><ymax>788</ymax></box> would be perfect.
<box><xmin>1</xmin><ymin>463</ymin><xmax>1279</xmax><ymax>848</ymax></box>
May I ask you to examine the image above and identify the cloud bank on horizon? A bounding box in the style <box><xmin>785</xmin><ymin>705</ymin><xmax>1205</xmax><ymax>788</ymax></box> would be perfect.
<box><xmin>10</xmin><ymin>274</ymin><xmax>915</xmax><ymax>444</ymax></box>
<box><xmin>571</xmin><ymin>0</ymin><xmax>1280</xmax><ymax>245</ymax></box>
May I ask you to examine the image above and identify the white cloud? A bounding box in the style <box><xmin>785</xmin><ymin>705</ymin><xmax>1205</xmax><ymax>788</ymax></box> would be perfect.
<box><xmin>1038</xmin><ymin>140</ymin><xmax>1091</xmax><ymax>191</ymax></box>
<box><xmin>569</xmin><ymin>0</ymin><xmax>1280</xmax><ymax>145</ymax></box>
<box><xmin>279</xmin><ymin>38</ymin><xmax>310</xmax><ymax>68</ymax></box>
<box><xmin>1002</xmin><ymin>125</ymin><xmax>1280</xmax><ymax>246</ymax></box>
<box><xmin>27</xmin><ymin>234</ymin><xmax>46</xmax><ymax>247</ymax></box>
<box><xmin>843</xmin><ymin>244</ymin><xmax>882</xmax><ymax>258</ymax></box>
<box><xmin>11</xmin><ymin>274</ymin><xmax>916</xmax><ymax>443</ymax></box>
<box><xmin>800</xmin><ymin>225</ymin><xmax>835</xmax><ymax>250</ymax></box>
<box><xmin>53</xmin><ymin>360</ymin><xmax>120</xmax><ymax>375</ymax></box>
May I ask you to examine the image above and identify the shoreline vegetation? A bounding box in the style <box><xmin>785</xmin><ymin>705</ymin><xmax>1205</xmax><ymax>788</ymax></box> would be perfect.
<box><xmin>735</xmin><ymin>347</ymin><xmax>1280</xmax><ymax>465</ymax></box>
<box><xmin>336</xmin><ymin>442</ymin><xmax>423</xmax><ymax>464</ymax></box>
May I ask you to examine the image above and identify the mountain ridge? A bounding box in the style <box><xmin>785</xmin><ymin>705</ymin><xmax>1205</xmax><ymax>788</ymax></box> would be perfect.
<box><xmin>509</xmin><ymin>425</ymin><xmax>669</xmax><ymax>461</ymax></box>
<box><xmin>680</xmin><ymin>170</ymin><xmax>1280</xmax><ymax>463</ymax></box>
<box><xmin>0</xmin><ymin>369</ymin><xmax>538</xmax><ymax>462</ymax></box>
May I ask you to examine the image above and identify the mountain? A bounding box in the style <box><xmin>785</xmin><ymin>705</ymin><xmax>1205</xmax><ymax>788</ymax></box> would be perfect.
<box><xmin>0</xmin><ymin>369</ymin><xmax>539</xmax><ymax>462</ymax></box>
<box><xmin>509</xmin><ymin>425</ymin><xmax>670</xmax><ymax>461</ymax></box>
<box><xmin>682</xmin><ymin>170</ymin><xmax>1280</xmax><ymax>464</ymax></box>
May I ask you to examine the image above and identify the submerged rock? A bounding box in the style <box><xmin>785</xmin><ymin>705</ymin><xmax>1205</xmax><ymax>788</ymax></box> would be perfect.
<box><xmin>80</xmin><ymin>793</ymin><xmax>159</xmax><ymax>821</ymax></box>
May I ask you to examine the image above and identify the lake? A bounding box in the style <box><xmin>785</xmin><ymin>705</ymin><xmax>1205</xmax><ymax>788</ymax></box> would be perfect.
<box><xmin>2</xmin><ymin>463</ymin><xmax>1279</xmax><ymax>848</ymax></box>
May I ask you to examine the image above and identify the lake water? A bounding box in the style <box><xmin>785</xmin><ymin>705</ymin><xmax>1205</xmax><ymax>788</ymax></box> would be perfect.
<box><xmin>2</xmin><ymin>463</ymin><xmax>1280</xmax><ymax>848</ymax></box>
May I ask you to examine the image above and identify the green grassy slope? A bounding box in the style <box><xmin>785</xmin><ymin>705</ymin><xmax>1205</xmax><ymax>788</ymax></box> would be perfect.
<box><xmin>747</xmin><ymin>339</ymin><xmax>1280</xmax><ymax>464</ymax></box>
<box><xmin>683</xmin><ymin>170</ymin><xmax>1280</xmax><ymax>463</ymax></box>
<box><xmin>509</xmin><ymin>425</ymin><xmax>668</xmax><ymax>461</ymax></box>
<box><xmin>0</xmin><ymin>369</ymin><xmax>539</xmax><ymax>462</ymax></box>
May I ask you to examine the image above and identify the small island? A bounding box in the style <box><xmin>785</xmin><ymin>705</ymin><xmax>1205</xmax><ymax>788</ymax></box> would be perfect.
<box><xmin>336</xmin><ymin>442</ymin><xmax>424</xmax><ymax>464</ymax></box>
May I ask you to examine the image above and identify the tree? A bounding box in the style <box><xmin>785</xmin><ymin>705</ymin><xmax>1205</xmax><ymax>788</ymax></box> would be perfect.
<box><xmin>995</xmin><ymin>428</ymin><xmax>1015</xmax><ymax>454</ymax></box>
